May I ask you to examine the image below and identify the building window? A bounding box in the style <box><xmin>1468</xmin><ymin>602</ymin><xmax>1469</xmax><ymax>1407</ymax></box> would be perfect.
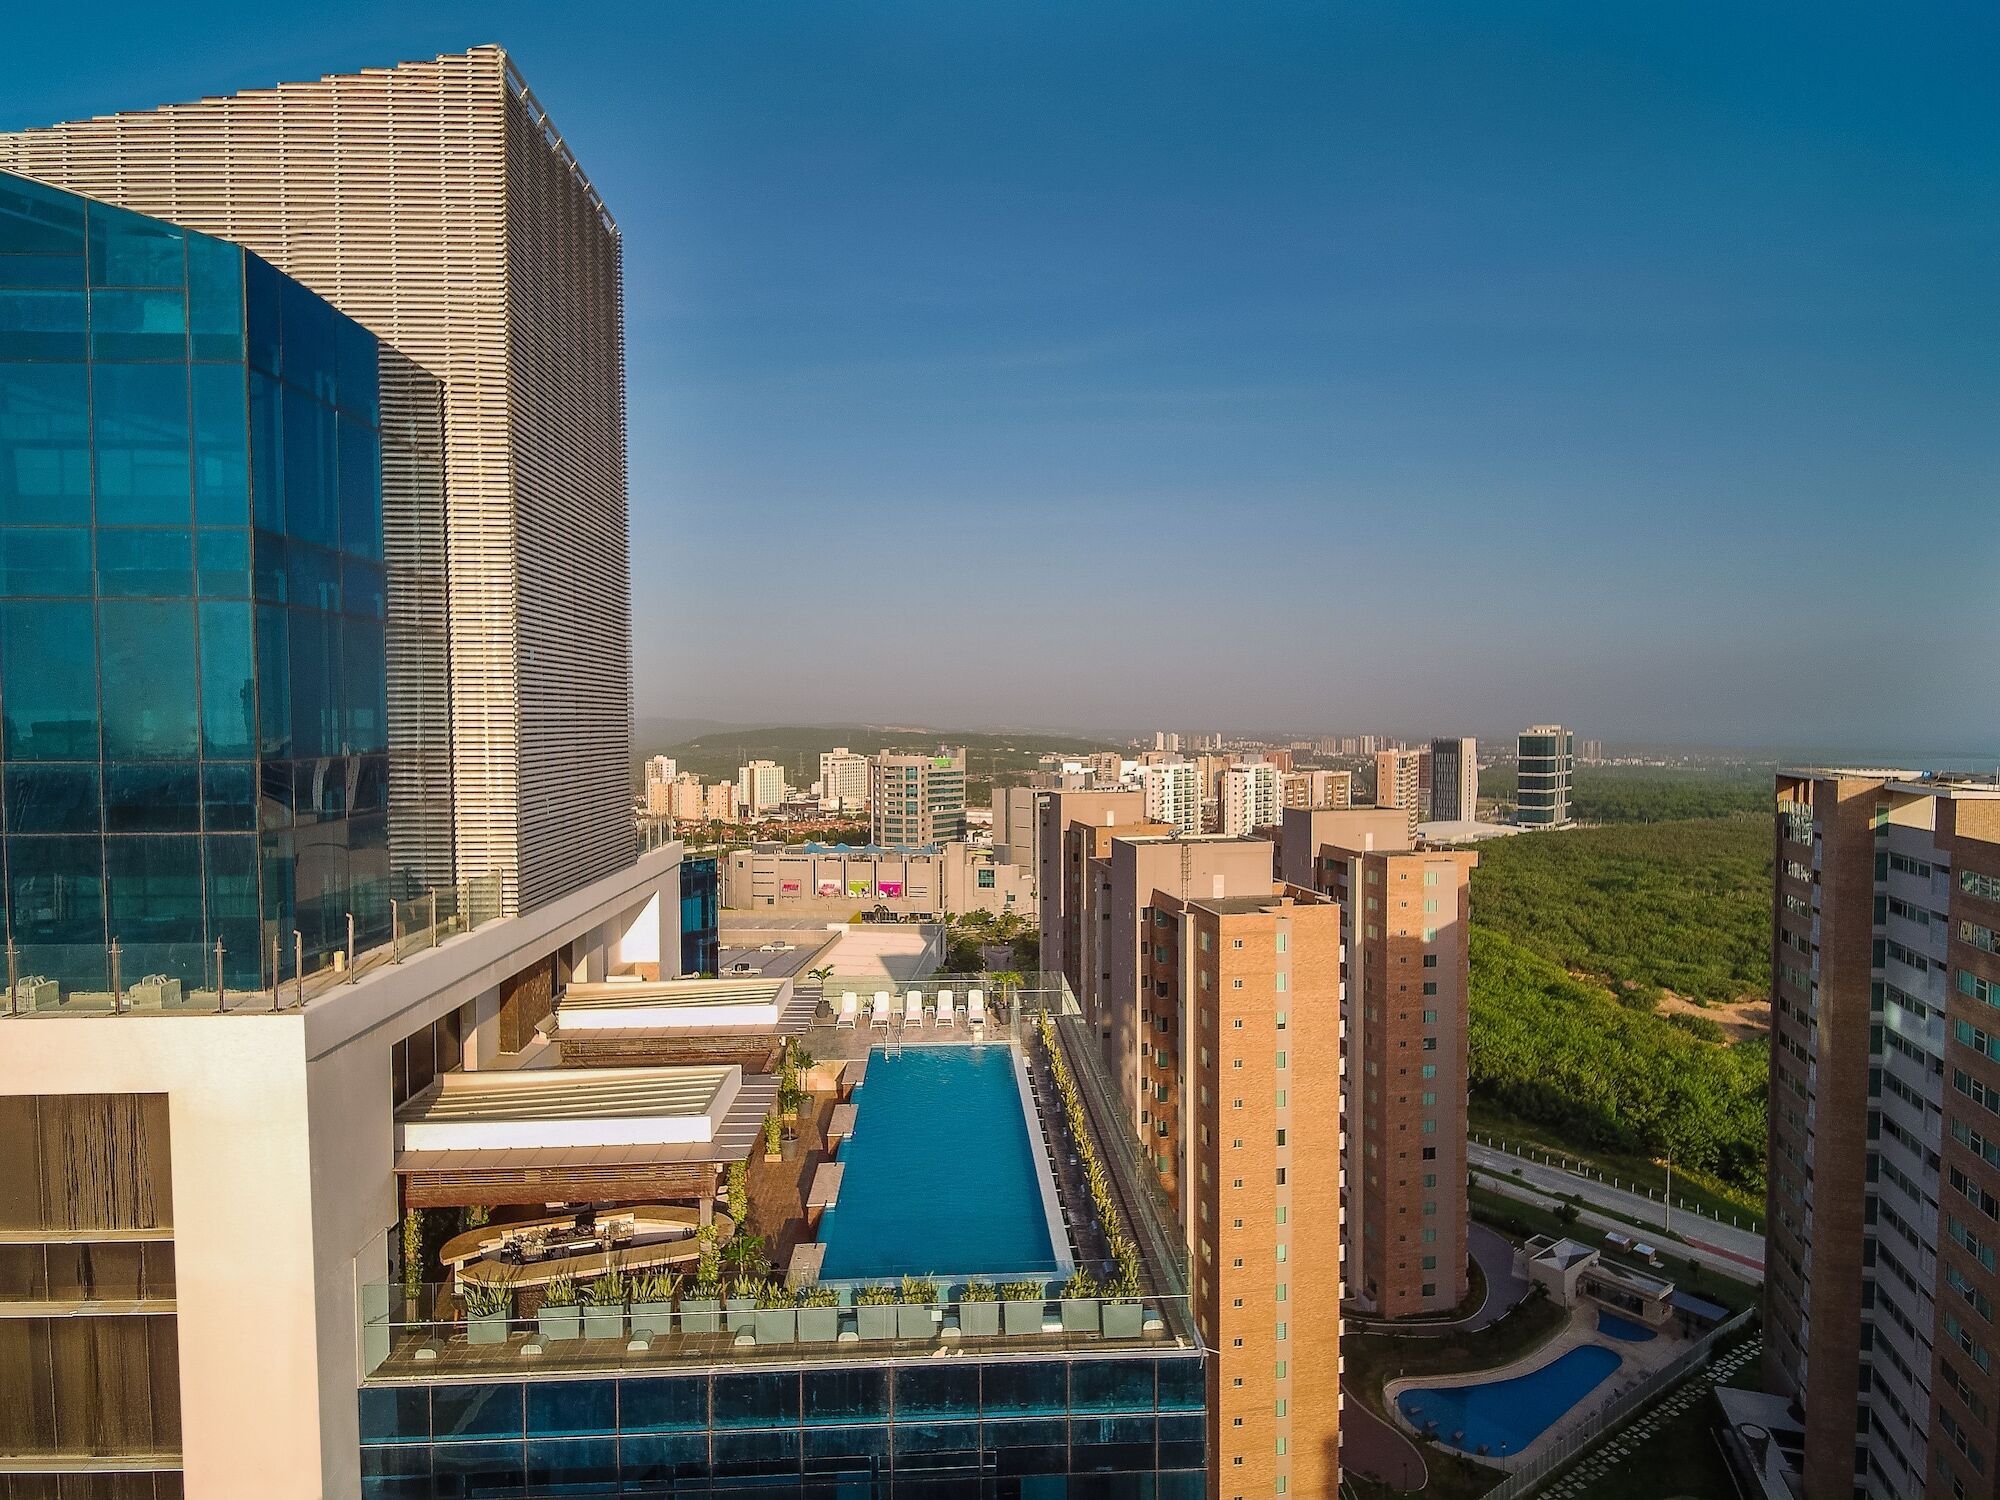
<box><xmin>1423</xmin><ymin>954</ymin><xmax>1438</xmax><ymax>968</ymax></box>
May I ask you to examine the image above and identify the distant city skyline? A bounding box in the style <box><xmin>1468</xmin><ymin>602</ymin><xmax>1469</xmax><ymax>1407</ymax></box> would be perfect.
<box><xmin>5</xmin><ymin>2</ymin><xmax>1992</xmax><ymax>751</ymax></box>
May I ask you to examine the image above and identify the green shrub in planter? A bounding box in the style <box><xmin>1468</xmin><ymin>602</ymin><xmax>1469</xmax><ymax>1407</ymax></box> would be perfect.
<box><xmin>726</xmin><ymin>1275</ymin><xmax>759</xmax><ymax>1332</ymax></box>
<box><xmin>854</xmin><ymin>1282</ymin><xmax>898</xmax><ymax>1340</ymax></box>
<box><xmin>753</xmin><ymin>1280</ymin><xmax>799</xmax><ymax>1344</ymax></box>
<box><xmin>679</xmin><ymin>1275</ymin><xmax>724</xmax><ymax>1334</ymax></box>
<box><xmin>797</xmin><ymin>1284</ymin><xmax>841</xmax><ymax>1343</ymax></box>
<box><xmin>537</xmin><ymin>1274</ymin><xmax>581</xmax><ymax>1342</ymax></box>
<box><xmin>957</xmin><ymin>1279</ymin><xmax>1000</xmax><ymax>1337</ymax></box>
<box><xmin>897</xmin><ymin>1275</ymin><xmax>939</xmax><ymax>1339</ymax></box>
<box><xmin>1059</xmin><ymin>1269</ymin><xmax>1100</xmax><ymax>1334</ymax></box>
<box><xmin>583</xmin><ymin>1267</ymin><xmax>629</xmax><ymax>1340</ymax></box>
<box><xmin>1000</xmin><ymin>1280</ymin><xmax>1047</xmax><ymax>1336</ymax></box>
<box><xmin>1101</xmin><ymin>1261</ymin><xmax>1145</xmax><ymax>1339</ymax></box>
<box><xmin>462</xmin><ymin>1278</ymin><xmax>512</xmax><ymax>1345</ymax></box>
<box><xmin>630</xmin><ymin>1269</ymin><xmax>679</xmax><ymax>1339</ymax></box>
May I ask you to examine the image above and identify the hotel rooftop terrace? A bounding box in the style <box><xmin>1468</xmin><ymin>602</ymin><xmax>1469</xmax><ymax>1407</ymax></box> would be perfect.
<box><xmin>365</xmin><ymin>970</ymin><xmax>1196</xmax><ymax>1383</ymax></box>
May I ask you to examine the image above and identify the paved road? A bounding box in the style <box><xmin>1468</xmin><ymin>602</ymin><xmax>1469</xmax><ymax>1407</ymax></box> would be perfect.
<box><xmin>1474</xmin><ymin>1174</ymin><xmax>1763</xmax><ymax>1282</ymax></box>
<box><xmin>1468</xmin><ymin>1142</ymin><xmax>1766</xmax><ymax>1267</ymax></box>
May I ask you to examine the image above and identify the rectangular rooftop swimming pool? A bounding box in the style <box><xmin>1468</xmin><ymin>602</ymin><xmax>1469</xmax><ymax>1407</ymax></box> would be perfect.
<box><xmin>818</xmin><ymin>1045</ymin><xmax>1067</xmax><ymax>1281</ymax></box>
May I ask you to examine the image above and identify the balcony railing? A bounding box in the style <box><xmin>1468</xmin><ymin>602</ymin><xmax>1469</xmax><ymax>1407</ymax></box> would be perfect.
<box><xmin>2</xmin><ymin>875</ymin><xmax>504</xmax><ymax>1018</ymax></box>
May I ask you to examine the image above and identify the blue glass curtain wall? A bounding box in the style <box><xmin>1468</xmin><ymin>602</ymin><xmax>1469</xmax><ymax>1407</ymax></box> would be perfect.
<box><xmin>0</xmin><ymin>170</ymin><xmax>390</xmax><ymax>992</ymax></box>
<box><xmin>358</xmin><ymin>1356</ymin><xmax>1207</xmax><ymax>1499</ymax></box>
<box><xmin>680</xmin><ymin>856</ymin><xmax>719</xmax><ymax>977</ymax></box>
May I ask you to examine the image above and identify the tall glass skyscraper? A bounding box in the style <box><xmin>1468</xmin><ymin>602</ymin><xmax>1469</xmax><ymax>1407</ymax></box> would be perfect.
<box><xmin>0</xmin><ymin>171</ymin><xmax>390</xmax><ymax>994</ymax></box>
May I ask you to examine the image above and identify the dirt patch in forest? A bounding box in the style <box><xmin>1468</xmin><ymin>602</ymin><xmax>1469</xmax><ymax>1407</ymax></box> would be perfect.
<box><xmin>1657</xmin><ymin>991</ymin><xmax>1769</xmax><ymax>1043</ymax></box>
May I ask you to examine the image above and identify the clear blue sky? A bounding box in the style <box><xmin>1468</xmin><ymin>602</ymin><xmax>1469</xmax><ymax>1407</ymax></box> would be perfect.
<box><xmin>6</xmin><ymin>2</ymin><xmax>1994</xmax><ymax>753</ymax></box>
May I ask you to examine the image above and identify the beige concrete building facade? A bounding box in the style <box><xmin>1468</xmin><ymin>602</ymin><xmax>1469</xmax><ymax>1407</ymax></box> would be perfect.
<box><xmin>1185</xmin><ymin>889</ymin><xmax>1344</xmax><ymax>1500</ymax></box>
<box><xmin>1</xmin><ymin>46</ymin><xmax>637</xmax><ymax>916</ymax></box>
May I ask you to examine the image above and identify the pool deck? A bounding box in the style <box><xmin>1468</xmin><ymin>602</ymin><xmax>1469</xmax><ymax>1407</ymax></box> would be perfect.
<box><xmin>1383</xmin><ymin>1303</ymin><xmax>1691</xmax><ymax>1471</ymax></box>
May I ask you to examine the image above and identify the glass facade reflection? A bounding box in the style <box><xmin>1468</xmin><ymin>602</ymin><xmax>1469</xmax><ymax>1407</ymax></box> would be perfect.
<box><xmin>0</xmin><ymin>171</ymin><xmax>389</xmax><ymax>992</ymax></box>
<box><xmin>359</xmin><ymin>1356</ymin><xmax>1206</xmax><ymax>1498</ymax></box>
<box><xmin>681</xmin><ymin>855</ymin><xmax>719</xmax><ymax>977</ymax></box>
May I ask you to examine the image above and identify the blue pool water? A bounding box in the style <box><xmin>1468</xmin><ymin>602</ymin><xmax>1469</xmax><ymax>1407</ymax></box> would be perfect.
<box><xmin>1397</xmin><ymin>1344</ymin><xmax>1621</xmax><ymax>1457</ymax></box>
<box><xmin>1597</xmin><ymin>1310</ymin><xmax>1657</xmax><ymax>1342</ymax></box>
<box><xmin>818</xmin><ymin>1047</ymin><xmax>1062</xmax><ymax>1281</ymax></box>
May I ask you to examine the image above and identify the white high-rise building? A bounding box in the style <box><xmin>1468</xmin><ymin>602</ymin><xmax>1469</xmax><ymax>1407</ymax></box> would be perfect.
<box><xmin>1517</xmin><ymin>726</ymin><xmax>1575</xmax><ymax>826</ymax></box>
<box><xmin>1221</xmin><ymin>761</ymin><xmax>1283</xmax><ymax>836</ymax></box>
<box><xmin>1142</xmin><ymin>760</ymin><xmax>1201</xmax><ymax>835</ymax></box>
<box><xmin>1427</xmin><ymin>738</ymin><xmax>1479</xmax><ymax>823</ymax></box>
<box><xmin>736</xmin><ymin>760</ymin><xmax>785</xmax><ymax>815</ymax></box>
<box><xmin>819</xmin><ymin>747</ymin><xmax>870</xmax><ymax>812</ymax></box>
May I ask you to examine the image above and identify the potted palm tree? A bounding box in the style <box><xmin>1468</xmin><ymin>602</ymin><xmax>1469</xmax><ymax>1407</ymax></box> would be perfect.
<box><xmin>898</xmin><ymin>1275</ymin><xmax>938</xmax><ymax>1339</ymax></box>
<box><xmin>1001</xmin><ymin>1280</ymin><xmax>1047</xmax><ymax>1336</ymax></box>
<box><xmin>854</xmin><ymin>1282</ymin><xmax>898</xmax><ymax>1340</ymax></box>
<box><xmin>462</xmin><ymin>1277</ymin><xmax>512</xmax><ymax>1345</ymax></box>
<box><xmin>630</xmin><ymin>1269</ymin><xmax>679</xmax><ymax>1339</ymax></box>
<box><xmin>797</xmin><ymin>1283</ymin><xmax>841</xmax><ymax>1343</ymax></box>
<box><xmin>1059</xmin><ymin>1268</ymin><xmax>1100</xmax><ymax>1334</ymax></box>
<box><xmin>754</xmin><ymin>1279</ymin><xmax>799</xmax><ymax>1344</ymax></box>
<box><xmin>537</xmin><ymin>1274</ymin><xmax>581</xmax><ymax>1343</ymax></box>
<box><xmin>806</xmin><ymin>966</ymin><xmax>834</xmax><ymax>1018</ymax></box>
<box><xmin>957</xmin><ymin>1279</ymin><xmax>1000</xmax><ymax>1337</ymax></box>
<box><xmin>583</xmin><ymin>1266</ymin><xmax>629</xmax><ymax>1340</ymax></box>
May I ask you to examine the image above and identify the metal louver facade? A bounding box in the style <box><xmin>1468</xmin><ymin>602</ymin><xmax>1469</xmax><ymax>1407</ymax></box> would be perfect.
<box><xmin>0</xmin><ymin>45</ymin><xmax>637</xmax><ymax>914</ymax></box>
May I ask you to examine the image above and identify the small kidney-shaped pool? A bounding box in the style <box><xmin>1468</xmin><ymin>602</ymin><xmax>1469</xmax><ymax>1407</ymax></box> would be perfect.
<box><xmin>1396</xmin><ymin>1344</ymin><xmax>1622</xmax><ymax>1458</ymax></box>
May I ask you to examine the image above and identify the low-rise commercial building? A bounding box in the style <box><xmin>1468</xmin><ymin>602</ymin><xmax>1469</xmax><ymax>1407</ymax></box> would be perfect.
<box><xmin>722</xmin><ymin>842</ymin><xmax>1033</xmax><ymax>917</ymax></box>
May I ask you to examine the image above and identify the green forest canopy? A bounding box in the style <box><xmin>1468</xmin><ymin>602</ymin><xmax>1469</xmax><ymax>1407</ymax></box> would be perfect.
<box><xmin>1467</xmin><ymin>816</ymin><xmax>1770</xmax><ymax>1005</ymax></box>
<box><xmin>1479</xmin><ymin>763</ymin><xmax>1774</xmax><ymax>823</ymax></box>
<box><xmin>1469</xmin><ymin>925</ymin><xmax>1768</xmax><ymax>1192</ymax></box>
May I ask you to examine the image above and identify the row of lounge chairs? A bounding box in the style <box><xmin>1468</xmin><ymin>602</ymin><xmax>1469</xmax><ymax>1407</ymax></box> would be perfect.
<box><xmin>834</xmin><ymin>988</ymin><xmax>986</xmax><ymax>1031</ymax></box>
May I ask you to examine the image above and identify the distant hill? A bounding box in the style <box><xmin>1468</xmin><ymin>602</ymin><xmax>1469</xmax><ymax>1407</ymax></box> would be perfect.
<box><xmin>640</xmin><ymin>723</ymin><xmax>1122</xmax><ymax>801</ymax></box>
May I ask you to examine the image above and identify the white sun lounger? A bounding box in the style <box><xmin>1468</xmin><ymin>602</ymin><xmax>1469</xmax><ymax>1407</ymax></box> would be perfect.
<box><xmin>904</xmin><ymin>991</ymin><xmax>924</xmax><ymax>1027</ymax></box>
<box><xmin>836</xmin><ymin>991</ymin><xmax>859</xmax><ymax>1028</ymax></box>
<box><xmin>870</xmin><ymin>992</ymin><xmax>892</xmax><ymax>1031</ymax></box>
<box><xmin>967</xmin><ymin>989</ymin><xmax>987</xmax><ymax>1028</ymax></box>
<box><xmin>935</xmin><ymin>989</ymin><xmax>956</xmax><ymax>1028</ymax></box>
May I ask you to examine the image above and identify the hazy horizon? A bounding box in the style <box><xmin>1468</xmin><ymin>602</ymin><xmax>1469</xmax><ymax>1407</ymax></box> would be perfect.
<box><xmin>7</xmin><ymin>2</ymin><xmax>1993</xmax><ymax>749</ymax></box>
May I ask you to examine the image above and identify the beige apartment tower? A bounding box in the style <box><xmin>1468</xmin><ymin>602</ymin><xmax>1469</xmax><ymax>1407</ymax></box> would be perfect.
<box><xmin>0</xmin><ymin>45</ymin><xmax>636</xmax><ymax>915</ymax></box>
<box><xmin>1374</xmin><ymin>749</ymin><xmax>1424</xmax><ymax>832</ymax></box>
<box><xmin>1184</xmin><ymin>889</ymin><xmax>1344</xmax><ymax>1500</ymax></box>
<box><xmin>1282</xmin><ymin>806</ymin><xmax>1476</xmax><ymax>1317</ymax></box>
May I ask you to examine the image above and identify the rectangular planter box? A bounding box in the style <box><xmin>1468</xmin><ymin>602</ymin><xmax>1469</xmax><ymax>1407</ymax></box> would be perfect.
<box><xmin>1003</xmin><ymin>1300</ymin><xmax>1047</xmax><ymax>1335</ymax></box>
<box><xmin>583</xmin><ymin>1303</ymin><xmax>626</xmax><ymax>1341</ymax></box>
<box><xmin>467</xmin><ymin>1311</ymin><xmax>510</xmax><ymax>1346</ymax></box>
<box><xmin>630</xmin><ymin>1302</ymin><xmax>676</xmax><ymax>1339</ymax></box>
<box><xmin>538</xmin><ymin>1307</ymin><xmax>581</xmax><ymax>1343</ymax></box>
<box><xmin>855</xmin><ymin>1304</ymin><xmax>898</xmax><ymax>1340</ymax></box>
<box><xmin>958</xmin><ymin>1301</ymin><xmax>1000</xmax><ymax>1337</ymax></box>
<box><xmin>797</xmin><ymin>1306</ymin><xmax>840</xmax><ymax>1344</ymax></box>
<box><xmin>679</xmin><ymin>1298</ymin><xmax>722</xmax><ymax>1333</ymax></box>
<box><xmin>1060</xmin><ymin>1300</ymin><xmax>1100</xmax><ymax>1335</ymax></box>
<box><xmin>754</xmin><ymin>1307</ymin><xmax>798</xmax><ymax>1344</ymax></box>
<box><xmin>897</xmin><ymin>1304</ymin><xmax>934</xmax><ymax>1339</ymax></box>
<box><xmin>1101</xmin><ymin>1300</ymin><xmax>1145</xmax><ymax>1339</ymax></box>
<box><xmin>725</xmin><ymin>1297</ymin><xmax>756</xmax><ymax>1332</ymax></box>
